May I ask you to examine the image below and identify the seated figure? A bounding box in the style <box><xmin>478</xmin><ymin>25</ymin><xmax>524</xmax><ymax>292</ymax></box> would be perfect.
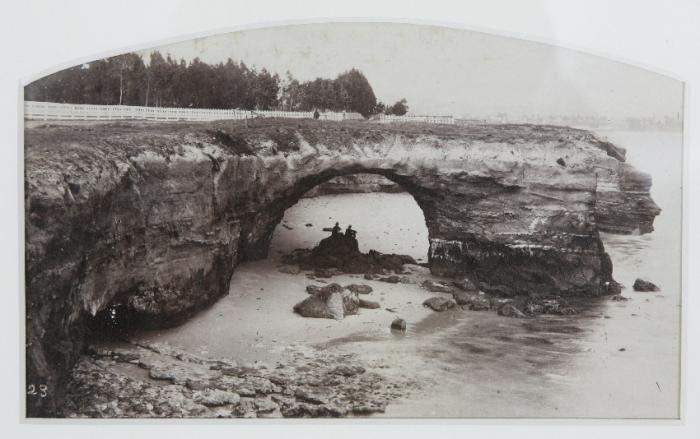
<box><xmin>345</xmin><ymin>225</ymin><xmax>357</xmax><ymax>239</ymax></box>
<box><xmin>331</xmin><ymin>222</ymin><xmax>341</xmax><ymax>237</ymax></box>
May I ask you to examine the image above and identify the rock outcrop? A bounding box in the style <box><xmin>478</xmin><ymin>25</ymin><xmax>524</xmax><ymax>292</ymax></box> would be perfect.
<box><xmin>24</xmin><ymin>119</ymin><xmax>659</xmax><ymax>416</ymax></box>
<box><xmin>633</xmin><ymin>278</ymin><xmax>660</xmax><ymax>292</ymax></box>
<box><xmin>282</xmin><ymin>234</ymin><xmax>416</xmax><ymax>274</ymax></box>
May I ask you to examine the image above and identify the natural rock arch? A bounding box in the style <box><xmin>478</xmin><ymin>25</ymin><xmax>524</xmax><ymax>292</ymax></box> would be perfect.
<box><xmin>24</xmin><ymin>120</ymin><xmax>659</xmax><ymax>415</ymax></box>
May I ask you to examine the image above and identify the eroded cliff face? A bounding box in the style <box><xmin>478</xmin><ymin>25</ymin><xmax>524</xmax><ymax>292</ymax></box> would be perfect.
<box><xmin>24</xmin><ymin>120</ymin><xmax>659</xmax><ymax>416</ymax></box>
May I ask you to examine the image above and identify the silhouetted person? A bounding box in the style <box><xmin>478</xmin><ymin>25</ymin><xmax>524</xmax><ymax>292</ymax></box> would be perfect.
<box><xmin>331</xmin><ymin>222</ymin><xmax>341</xmax><ymax>237</ymax></box>
<box><xmin>313</xmin><ymin>109</ymin><xmax>320</xmax><ymax>120</ymax></box>
<box><xmin>345</xmin><ymin>225</ymin><xmax>357</xmax><ymax>239</ymax></box>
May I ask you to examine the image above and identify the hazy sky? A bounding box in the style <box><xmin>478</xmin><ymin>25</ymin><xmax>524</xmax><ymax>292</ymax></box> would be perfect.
<box><xmin>136</xmin><ymin>23</ymin><xmax>683</xmax><ymax>119</ymax></box>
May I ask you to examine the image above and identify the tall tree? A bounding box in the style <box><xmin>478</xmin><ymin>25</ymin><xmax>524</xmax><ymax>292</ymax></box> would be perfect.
<box><xmin>334</xmin><ymin>69</ymin><xmax>377</xmax><ymax>117</ymax></box>
<box><xmin>387</xmin><ymin>98</ymin><xmax>409</xmax><ymax>116</ymax></box>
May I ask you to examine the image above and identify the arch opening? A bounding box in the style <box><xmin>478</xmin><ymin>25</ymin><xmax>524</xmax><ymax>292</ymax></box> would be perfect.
<box><xmin>269</xmin><ymin>173</ymin><xmax>430</xmax><ymax>267</ymax></box>
<box><xmin>236</xmin><ymin>167</ymin><xmax>442</xmax><ymax>270</ymax></box>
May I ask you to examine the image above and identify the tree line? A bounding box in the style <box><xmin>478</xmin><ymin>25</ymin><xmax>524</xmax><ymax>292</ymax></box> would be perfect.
<box><xmin>25</xmin><ymin>51</ymin><xmax>410</xmax><ymax>118</ymax></box>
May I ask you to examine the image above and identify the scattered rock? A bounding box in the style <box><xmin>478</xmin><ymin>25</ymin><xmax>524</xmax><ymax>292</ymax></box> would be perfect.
<box><xmin>314</xmin><ymin>268</ymin><xmax>339</xmax><ymax>278</ymax></box>
<box><xmin>422</xmin><ymin>297</ymin><xmax>456</xmax><ymax>312</ymax></box>
<box><xmin>352</xmin><ymin>402</ymin><xmax>386</xmax><ymax>415</ymax></box>
<box><xmin>345</xmin><ymin>284</ymin><xmax>373</xmax><ymax>294</ymax></box>
<box><xmin>497</xmin><ymin>303</ymin><xmax>528</xmax><ymax>318</ymax></box>
<box><xmin>277</xmin><ymin>265</ymin><xmax>301</xmax><ymax>275</ymax></box>
<box><xmin>390</xmin><ymin>318</ymin><xmax>406</xmax><ymax>331</ymax></box>
<box><xmin>305</xmin><ymin>223</ymin><xmax>313</xmax><ymax>227</ymax></box>
<box><xmin>294</xmin><ymin>388</ymin><xmax>329</xmax><ymax>405</ymax></box>
<box><xmin>399</xmin><ymin>276</ymin><xmax>413</xmax><ymax>284</ymax></box>
<box><xmin>452</xmin><ymin>291</ymin><xmax>490</xmax><ymax>310</ymax></box>
<box><xmin>633</xmin><ymin>278</ymin><xmax>660</xmax><ymax>292</ymax></box>
<box><xmin>186</xmin><ymin>378</ymin><xmax>211</xmax><ymax>391</ymax></box>
<box><xmin>363</xmin><ymin>273</ymin><xmax>376</xmax><ymax>280</ymax></box>
<box><xmin>421</xmin><ymin>280</ymin><xmax>453</xmax><ymax>293</ymax></box>
<box><xmin>253</xmin><ymin>398</ymin><xmax>278</xmax><ymax>413</ymax></box>
<box><xmin>193</xmin><ymin>389</ymin><xmax>241</xmax><ymax>407</ymax></box>
<box><xmin>305</xmin><ymin>283</ymin><xmax>344</xmax><ymax>295</ymax></box>
<box><xmin>556</xmin><ymin>157</ymin><xmax>566</xmax><ymax>167</ymax></box>
<box><xmin>452</xmin><ymin>277</ymin><xmax>478</xmax><ymax>291</ymax></box>
<box><xmin>558</xmin><ymin>307</ymin><xmax>577</xmax><ymax>315</ymax></box>
<box><xmin>358</xmin><ymin>299</ymin><xmax>381</xmax><ymax>309</ymax></box>
<box><xmin>331</xmin><ymin>365</ymin><xmax>366</xmax><ymax>377</ymax></box>
<box><xmin>463</xmin><ymin>294</ymin><xmax>491</xmax><ymax>310</ymax></box>
<box><xmin>378</xmin><ymin>275</ymin><xmax>400</xmax><ymax>284</ymax></box>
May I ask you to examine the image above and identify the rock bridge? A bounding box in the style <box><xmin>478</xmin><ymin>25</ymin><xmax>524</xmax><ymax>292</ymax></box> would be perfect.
<box><xmin>24</xmin><ymin>119</ymin><xmax>659</xmax><ymax>415</ymax></box>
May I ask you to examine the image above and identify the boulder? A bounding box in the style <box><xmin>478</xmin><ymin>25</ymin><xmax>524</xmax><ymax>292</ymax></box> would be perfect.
<box><xmin>422</xmin><ymin>297</ymin><xmax>456</xmax><ymax>312</ymax></box>
<box><xmin>390</xmin><ymin>318</ymin><xmax>407</xmax><ymax>332</ymax></box>
<box><xmin>452</xmin><ymin>277</ymin><xmax>478</xmax><ymax>291</ymax></box>
<box><xmin>278</xmin><ymin>265</ymin><xmax>301</xmax><ymax>275</ymax></box>
<box><xmin>294</xmin><ymin>288</ymin><xmax>359</xmax><ymax>320</ymax></box>
<box><xmin>358</xmin><ymin>299</ymin><xmax>381</xmax><ymax>309</ymax></box>
<box><xmin>497</xmin><ymin>303</ymin><xmax>528</xmax><ymax>318</ymax></box>
<box><xmin>421</xmin><ymin>280</ymin><xmax>454</xmax><ymax>293</ymax></box>
<box><xmin>331</xmin><ymin>365</ymin><xmax>366</xmax><ymax>377</ymax></box>
<box><xmin>306</xmin><ymin>283</ymin><xmax>344</xmax><ymax>295</ymax></box>
<box><xmin>452</xmin><ymin>291</ymin><xmax>490</xmax><ymax>310</ymax></box>
<box><xmin>453</xmin><ymin>292</ymin><xmax>491</xmax><ymax>311</ymax></box>
<box><xmin>633</xmin><ymin>278</ymin><xmax>660</xmax><ymax>292</ymax></box>
<box><xmin>378</xmin><ymin>275</ymin><xmax>400</xmax><ymax>284</ymax></box>
<box><xmin>193</xmin><ymin>389</ymin><xmax>241</xmax><ymax>407</ymax></box>
<box><xmin>314</xmin><ymin>268</ymin><xmax>340</xmax><ymax>278</ymax></box>
<box><xmin>345</xmin><ymin>284</ymin><xmax>373</xmax><ymax>295</ymax></box>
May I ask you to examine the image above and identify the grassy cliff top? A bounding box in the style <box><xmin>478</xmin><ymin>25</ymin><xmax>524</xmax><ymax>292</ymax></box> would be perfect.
<box><xmin>24</xmin><ymin>118</ymin><xmax>625</xmax><ymax>162</ymax></box>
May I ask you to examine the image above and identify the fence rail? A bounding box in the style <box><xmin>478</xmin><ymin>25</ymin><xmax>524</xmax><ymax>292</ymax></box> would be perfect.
<box><xmin>375</xmin><ymin>114</ymin><xmax>455</xmax><ymax>125</ymax></box>
<box><xmin>24</xmin><ymin>101</ymin><xmax>364</xmax><ymax>123</ymax></box>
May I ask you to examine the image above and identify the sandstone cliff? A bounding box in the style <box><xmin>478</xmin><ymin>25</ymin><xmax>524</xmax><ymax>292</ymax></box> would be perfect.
<box><xmin>23</xmin><ymin>119</ymin><xmax>659</xmax><ymax>415</ymax></box>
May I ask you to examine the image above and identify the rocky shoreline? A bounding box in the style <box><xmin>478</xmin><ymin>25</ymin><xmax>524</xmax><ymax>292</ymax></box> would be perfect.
<box><xmin>64</xmin><ymin>339</ymin><xmax>415</xmax><ymax>418</ymax></box>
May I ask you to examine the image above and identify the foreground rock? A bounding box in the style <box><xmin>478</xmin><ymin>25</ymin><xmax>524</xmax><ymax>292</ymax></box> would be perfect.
<box><xmin>423</xmin><ymin>297</ymin><xmax>456</xmax><ymax>312</ymax></box>
<box><xmin>494</xmin><ymin>296</ymin><xmax>578</xmax><ymax>318</ymax></box>
<box><xmin>498</xmin><ymin>304</ymin><xmax>528</xmax><ymax>318</ymax></box>
<box><xmin>63</xmin><ymin>341</ymin><xmax>413</xmax><ymax>418</ymax></box>
<box><xmin>25</xmin><ymin>119</ymin><xmax>659</xmax><ymax>415</ymax></box>
<box><xmin>390</xmin><ymin>318</ymin><xmax>407</xmax><ymax>332</ymax></box>
<box><xmin>453</xmin><ymin>277</ymin><xmax>478</xmax><ymax>291</ymax></box>
<box><xmin>453</xmin><ymin>291</ymin><xmax>491</xmax><ymax>310</ymax></box>
<box><xmin>633</xmin><ymin>278</ymin><xmax>660</xmax><ymax>292</ymax></box>
<box><xmin>421</xmin><ymin>280</ymin><xmax>454</xmax><ymax>293</ymax></box>
<box><xmin>345</xmin><ymin>284</ymin><xmax>373</xmax><ymax>294</ymax></box>
<box><xmin>294</xmin><ymin>287</ymin><xmax>359</xmax><ymax>320</ymax></box>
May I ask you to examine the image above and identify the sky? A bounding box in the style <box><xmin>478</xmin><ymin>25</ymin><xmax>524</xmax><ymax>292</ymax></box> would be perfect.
<box><xmin>135</xmin><ymin>23</ymin><xmax>683</xmax><ymax>120</ymax></box>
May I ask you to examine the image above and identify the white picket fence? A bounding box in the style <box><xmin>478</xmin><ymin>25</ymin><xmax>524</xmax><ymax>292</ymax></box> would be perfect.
<box><xmin>376</xmin><ymin>114</ymin><xmax>455</xmax><ymax>125</ymax></box>
<box><xmin>24</xmin><ymin>101</ymin><xmax>364</xmax><ymax>122</ymax></box>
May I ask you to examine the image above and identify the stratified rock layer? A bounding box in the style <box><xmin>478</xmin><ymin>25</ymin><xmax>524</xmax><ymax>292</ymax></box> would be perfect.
<box><xmin>24</xmin><ymin>119</ymin><xmax>659</xmax><ymax>416</ymax></box>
